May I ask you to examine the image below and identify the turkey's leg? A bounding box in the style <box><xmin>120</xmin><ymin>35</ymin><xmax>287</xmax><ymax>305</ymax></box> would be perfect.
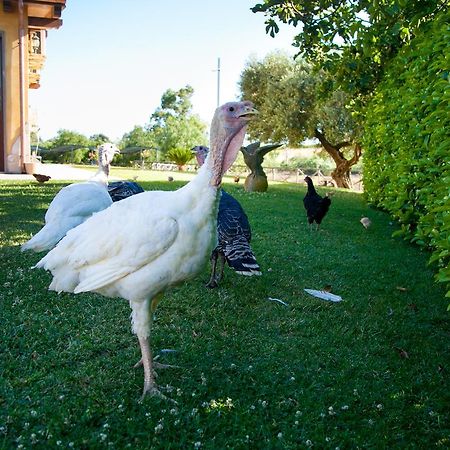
<box><xmin>206</xmin><ymin>250</ymin><xmax>219</xmax><ymax>288</ymax></box>
<box><xmin>216</xmin><ymin>252</ymin><xmax>226</xmax><ymax>283</ymax></box>
<box><xmin>137</xmin><ymin>336</ymin><xmax>176</xmax><ymax>403</ymax></box>
<box><xmin>138</xmin><ymin>335</ymin><xmax>157</xmax><ymax>399</ymax></box>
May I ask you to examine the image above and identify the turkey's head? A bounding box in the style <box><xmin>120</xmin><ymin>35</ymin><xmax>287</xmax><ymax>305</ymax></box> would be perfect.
<box><xmin>98</xmin><ymin>143</ymin><xmax>120</xmax><ymax>176</ymax></box>
<box><xmin>98</xmin><ymin>143</ymin><xmax>120</xmax><ymax>166</ymax></box>
<box><xmin>192</xmin><ymin>145</ymin><xmax>209</xmax><ymax>167</ymax></box>
<box><xmin>209</xmin><ymin>101</ymin><xmax>258</xmax><ymax>186</ymax></box>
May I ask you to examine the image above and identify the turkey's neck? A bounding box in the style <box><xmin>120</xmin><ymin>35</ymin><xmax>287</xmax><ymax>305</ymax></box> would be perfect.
<box><xmin>90</xmin><ymin>160</ymin><xmax>110</xmax><ymax>185</ymax></box>
<box><xmin>180</xmin><ymin>153</ymin><xmax>221</xmax><ymax>215</ymax></box>
<box><xmin>188</xmin><ymin>154</ymin><xmax>218</xmax><ymax>191</ymax></box>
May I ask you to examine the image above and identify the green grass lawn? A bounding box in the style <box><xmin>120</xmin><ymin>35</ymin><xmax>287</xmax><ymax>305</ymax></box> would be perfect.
<box><xmin>0</xmin><ymin>176</ymin><xmax>448</xmax><ymax>449</ymax></box>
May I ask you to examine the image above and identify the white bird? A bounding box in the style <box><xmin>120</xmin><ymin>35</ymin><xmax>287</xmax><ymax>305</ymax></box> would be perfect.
<box><xmin>35</xmin><ymin>101</ymin><xmax>258</xmax><ymax>401</ymax></box>
<box><xmin>21</xmin><ymin>143</ymin><xmax>120</xmax><ymax>253</ymax></box>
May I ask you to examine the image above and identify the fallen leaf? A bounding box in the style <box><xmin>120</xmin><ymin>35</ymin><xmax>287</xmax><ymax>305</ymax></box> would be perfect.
<box><xmin>322</xmin><ymin>284</ymin><xmax>332</xmax><ymax>292</ymax></box>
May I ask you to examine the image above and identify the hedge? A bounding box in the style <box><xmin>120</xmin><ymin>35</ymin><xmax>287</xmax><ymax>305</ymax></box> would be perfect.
<box><xmin>363</xmin><ymin>11</ymin><xmax>450</xmax><ymax>301</ymax></box>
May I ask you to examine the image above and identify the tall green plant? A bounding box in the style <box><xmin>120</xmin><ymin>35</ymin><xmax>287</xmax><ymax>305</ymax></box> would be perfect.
<box><xmin>166</xmin><ymin>147</ymin><xmax>195</xmax><ymax>170</ymax></box>
<box><xmin>363</xmin><ymin>11</ymin><xmax>450</xmax><ymax>300</ymax></box>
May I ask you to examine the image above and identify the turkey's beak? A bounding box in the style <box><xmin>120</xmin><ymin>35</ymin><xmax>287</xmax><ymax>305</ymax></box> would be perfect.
<box><xmin>238</xmin><ymin>106</ymin><xmax>258</xmax><ymax>120</ymax></box>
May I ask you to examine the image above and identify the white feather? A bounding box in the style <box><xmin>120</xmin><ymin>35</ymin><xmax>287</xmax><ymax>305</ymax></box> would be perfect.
<box><xmin>21</xmin><ymin>143</ymin><xmax>119</xmax><ymax>253</ymax></box>
<box><xmin>21</xmin><ymin>181</ymin><xmax>112</xmax><ymax>252</ymax></box>
<box><xmin>36</xmin><ymin>164</ymin><xmax>219</xmax><ymax>310</ymax></box>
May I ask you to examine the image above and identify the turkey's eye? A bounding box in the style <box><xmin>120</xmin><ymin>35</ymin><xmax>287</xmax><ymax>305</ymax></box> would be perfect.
<box><xmin>229</xmin><ymin>106</ymin><xmax>235</xmax><ymax>112</ymax></box>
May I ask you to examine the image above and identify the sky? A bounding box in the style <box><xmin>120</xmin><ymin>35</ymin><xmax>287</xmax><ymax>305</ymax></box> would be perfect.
<box><xmin>29</xmin><ymin>0</ymin><xmax>299</xmax><ymax>142</ymax></box>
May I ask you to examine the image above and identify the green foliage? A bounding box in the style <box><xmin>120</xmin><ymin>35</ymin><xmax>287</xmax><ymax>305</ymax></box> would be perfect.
<box><xmin>152</xmin><ymin>115</ymin><xmax>207</xmax><ymax>156</ymax></box>
<box><xmin>1</xmin><ymin>180</ymin><xmax>448</xmax><ymax>448</ymax></box>
<box><xmin>315</xmin><ymin>90</ymin><xmax>360</xmax><ymax>144</ymax></box>
<box><xmin>281</xmin><ymin>154</ymin><xmax>336</xmax><ymax>174</ymax></box>
<box><xmin>39</xmin><ymin>147</ymin><xmax>91</xmax><ymax>164</ymax></box>
<box><xmin>119</xmin><ymin>126</ymin><xmax>154</xmax><ymax>150</ymax></box>
<box><xmin>89</xmin><ymin>133</ymin><xmax>110</xmax><ymax>147</ymax></box>
<box><xmin>252</xmin><ymin>0</ymin><xmax>447</xmax><ymax>96</ymax></box>
<box><xmin>239</xmin><ymin>52</ymin><xmax>360</xmax><ymax>187</ymax></box>
<box><xmin>240</xmin><ymin>52</ymin><xmax>357</xmax><ymax>147</ymax></box>
<box><xmin>363</xmin><ymin>11</ymin><xmax>450</xmax><ymax>297</ymax></box>
<box><xmin>150</xmin><ymin>85</ymin><xmax>195</xmax><ymax>126</ymax></box>
<box><xmin>116</xmin><ymin>126</ymin><xmax>155</xmax><ymax>166</ymax></box>
<box><xmin>44</xmin><ymin>129</ymin><xmax>91</xmax><ymax>150</ymax></box>
<box><xmin>148</xmin><ymin>86</ymin><xmax>207</xmax><ymax>156</ymax></box>
<box><xmin>38</xmin><ymin>130</ymin><xmax>107</xmax><ymax>164</ymax></box>
<box><xmin>239</xmin><ymin>52</ymin><xmax>316</xmax><ymax>144</ymax></box>
<box><xmin>166</xmin><ymin>147</ymin><xmax>195</xmax><ymax>168</ymax></box>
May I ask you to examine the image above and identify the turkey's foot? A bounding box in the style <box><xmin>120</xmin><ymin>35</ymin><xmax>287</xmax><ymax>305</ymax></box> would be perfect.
<box><xmin>139</xmin><ymin>381</ymin><xmax>177</xmax><ymax>404</ymax></box>
<box><xmin>154</xmin><ymin>361</ymin><xmax>180</xmax><ymax>370</ymax></box>
<box><xmin>205</xmin><ymin>279</ymin><xmax>218</xmax><ymax>289</ymax></box>
<box><xmin>134</xmin><ymin>359</ymin><xmax>179</xmax><ymax>370</ymax></box>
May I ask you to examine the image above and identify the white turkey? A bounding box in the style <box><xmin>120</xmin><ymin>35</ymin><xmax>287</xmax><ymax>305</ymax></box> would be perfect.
<box><xmin>193</xmin><ymin>146</ymin><xmax>261</xmax><ymax>288</ymax></box>
<box><xmin>21</xmin><ymin>143</ymin><xmax>119</xmax><ymax>252</ymax></box>
<box><xmin>35</xmin><ymin>101</ymin><xmax>258</xmax><ymax>401</ymax></box>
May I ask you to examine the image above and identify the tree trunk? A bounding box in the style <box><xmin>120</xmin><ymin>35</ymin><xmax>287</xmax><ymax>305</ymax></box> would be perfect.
<box><xmin>314</xmin><ymin>129</ymin><xmax>362</xmax><ymax>189</ymax></box>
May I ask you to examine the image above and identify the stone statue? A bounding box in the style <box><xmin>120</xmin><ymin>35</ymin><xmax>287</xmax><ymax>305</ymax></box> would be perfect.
<box><xmin>241</xmin><ymin>142</ymin><xmax>282</xmax><ymax>192</ymax></box>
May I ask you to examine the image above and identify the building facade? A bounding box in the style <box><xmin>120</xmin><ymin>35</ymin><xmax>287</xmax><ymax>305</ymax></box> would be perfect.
<box><xmin>0</xmin><ymin>0</ymin><xmax>66</xmax><ymax>173</ymax></box>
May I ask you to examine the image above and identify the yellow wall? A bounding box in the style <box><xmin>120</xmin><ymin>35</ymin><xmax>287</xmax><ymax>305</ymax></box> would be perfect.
<box><xmin>0</xmin><ymin>8</ymin><xmax>31</xmax><ymax>173</ymax></box>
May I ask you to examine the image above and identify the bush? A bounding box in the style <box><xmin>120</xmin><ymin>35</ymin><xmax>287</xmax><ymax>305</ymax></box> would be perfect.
<box><xmin>363</xmin><ymin>11</ymin><xmax>450</xmax><ymax>300</ymax></box>
<box><xmin>286</xmin><ymin>155</ymin><xmax>335</xmax><ymax>175</ymax></box>
<box><xmin>114</xmin><ymin>149</ymin><xmax>158</xmax><ymax>168</ymax></box>
<box><xmin>40</xmin><ymin>148</ymin><xmax>91</xmax><ymax>164</ymax></box>
<box><xmin>165</xmin><ymin>147</ymin><xmax>195</xmax><ymax>169</ymax></box>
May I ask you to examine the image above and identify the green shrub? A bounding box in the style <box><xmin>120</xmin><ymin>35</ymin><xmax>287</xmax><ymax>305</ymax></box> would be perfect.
<box><xmin>40</xmin><ymin>148</ymin><xmax>90</xmax><ymax>164</ymax></box>
<box><xmin>286</xmin><ymin>155</ymin><xmax>335</xmax><ymax>174</ymax></box>
<box><xmin>165</xmin><ymin>147</ymin><xmax>195</xmax><ymax>169</ymax></box>
<box><xmin>363</xmin><ymin>11</ymin><xmax>450</xmax><ymax>300</ymax></box>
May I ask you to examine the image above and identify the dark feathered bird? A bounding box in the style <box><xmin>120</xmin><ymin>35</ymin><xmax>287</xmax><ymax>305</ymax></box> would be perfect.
<box><xmin>108</xmin><ymin>181</ymin><xmax>144</xmax><ymax>202</ymax></box>
<box><xmin>192</xmin><ymin>146</ymin><xmax>261</xmax><ymax>288</ymax></box>
<box><xmin>33</xmin><ymin>174</ymin><xmax>51</xmax><ymax>183</ymax></box>
<box><xmin>303</xmin><ymin>176</ymin><xmax>331</xmax><ymax>230</ymax></box>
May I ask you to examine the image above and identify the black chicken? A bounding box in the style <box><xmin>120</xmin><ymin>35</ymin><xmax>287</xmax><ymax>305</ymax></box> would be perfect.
<box><xmin>303</xmin><ymin>176</ymin><xmax>331</xmax><ymax>230</ymax></box>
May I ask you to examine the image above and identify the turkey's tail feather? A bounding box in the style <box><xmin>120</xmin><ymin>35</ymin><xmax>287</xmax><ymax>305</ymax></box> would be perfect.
<box><xmin>21</xmin><ymin>223</ymin><xmax>68</xmax><ymax>253</ymax></box>
<box><xmin>223</xmin><ymin>235</ymin><xmax>261</xmax><ymax>276</ymax></box>
<box><xmin>22</xmin><ymin>216</ymin><xmax>87</xmax><ymax>253</ymax></box>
